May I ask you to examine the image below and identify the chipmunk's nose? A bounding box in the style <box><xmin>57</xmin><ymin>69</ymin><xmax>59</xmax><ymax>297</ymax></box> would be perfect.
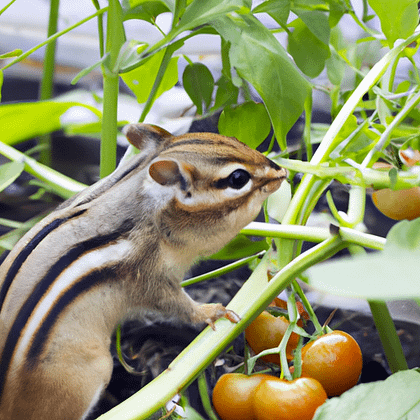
<box><xmin>262</xmin><ymin>166</ymin><xmax>288</xmax><ymax>193</ymax></box>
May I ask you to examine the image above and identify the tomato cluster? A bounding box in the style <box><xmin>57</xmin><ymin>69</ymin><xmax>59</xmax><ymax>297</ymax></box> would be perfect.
<box><xmin>213</xmin><ymin>373</ymin><xmax>327</xmax><ymax>420</ymax></box>
<box><xmin>212</xmin><ymin>306</ymin><xmax>363</xmax><ymax>420</ymax></box>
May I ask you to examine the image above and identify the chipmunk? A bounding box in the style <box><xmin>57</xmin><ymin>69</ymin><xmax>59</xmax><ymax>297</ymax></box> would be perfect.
<box><xmin>0</xmin><ymin>123</ymin><xmax>286</xmax><ymax>420</ymax></box>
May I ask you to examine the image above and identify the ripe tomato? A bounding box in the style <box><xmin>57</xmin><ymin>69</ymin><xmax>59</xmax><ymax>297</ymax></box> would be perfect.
<box><xmin>300</xmin><ymin>330</ymin><xmax>362</xmax><ymax>396</ymax></box>
<box><xmin>245</xmin><ymin>311</ymin><xmax>299</xmax><ymax>364</ymax></box>
<box><xmin>212</xmin><ymin>373</ymin><xmax>273</xmax><ymax>420</ymax></box>
<box><xmin>372</xmin><ymin>187</ymin><xmax>420</xmax><ymax>220</ymax></box>
<box><xmin>371</xmin><ymin>162</ymin><xmax>420</xmax><ymax>220</ymax></box>
<box><xmin>252</xmin><ymin>377</ymin><xmax>327</xmax><ymax>420</ymax></box>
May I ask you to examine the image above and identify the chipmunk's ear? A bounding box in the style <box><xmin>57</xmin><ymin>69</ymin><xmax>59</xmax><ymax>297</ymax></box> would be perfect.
<box><xmin>123</xmin><ymin>123</ymin><xmax>173</xmax><ymax>151</ymax></box>
<box><xmin>149</xmin><ymin>160</ymin><xmax>183</xmax><ymax>186</ymax></box>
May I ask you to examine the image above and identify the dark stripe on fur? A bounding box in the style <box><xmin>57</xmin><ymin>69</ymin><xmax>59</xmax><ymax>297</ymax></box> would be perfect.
<box><xmin>26</xmin><ymin>265</ymin><xmax>119</xmax><ymax>365</ymax></box>
<box><xmin>0</xmin><ymin>209</ymin><xmax>87</xmax><ymax>312</ymax></box>
<box><xmin>0</xmin><ymin>220</ymin><xmax>133</xmax><ymax>398</ymax></box>
<box><xmin>163</xmin><ymin>139</ymin><xmax>217</xmax><ymax>150</ymax></box>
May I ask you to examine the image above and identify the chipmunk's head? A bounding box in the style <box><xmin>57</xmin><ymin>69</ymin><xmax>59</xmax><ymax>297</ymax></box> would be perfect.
<box><xmin>124</xmin><ymin>123</ymin><xmax>287</xmax><ymax>255</ymax></box>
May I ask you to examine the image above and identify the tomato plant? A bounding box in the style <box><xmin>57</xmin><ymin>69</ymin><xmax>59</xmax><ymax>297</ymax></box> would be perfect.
<box><xmin>300</xmin><ymin>331</ymin><xmax>363</xmax><ymax>397</ymax></box>
<box><xmin>252</xmin><ymin>377</ymin><xmax>327</xmax><ymax>420</ymax></box>
<box><xmin>212</xmin><ymin>373</ymin><xmax>273</xmax><ymax>420</ymax></box>
<box><xmin>245</xmin><ymin>311</ymin><xmax>299</xmax><ymax>364</ymax></box>
<box><xmin>1</xmin><ymin>0</ymin><xmax>420</xmax><ymax>419</ymax></box>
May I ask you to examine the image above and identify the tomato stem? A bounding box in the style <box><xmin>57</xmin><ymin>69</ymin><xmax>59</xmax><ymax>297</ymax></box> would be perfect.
<box><xmin>292</xmin><ymin>281</ymin><xmax>323</xmax><ymax>335</ymax></box>
<box><xmin>368</xmin><ymin>301</ymin><xmax>409</xmax><ymax>373</ymax></box>
<box><xmin>197</xmin><ymin>373</ymin><xmax>219</xmax><ymax>420</ymax></box>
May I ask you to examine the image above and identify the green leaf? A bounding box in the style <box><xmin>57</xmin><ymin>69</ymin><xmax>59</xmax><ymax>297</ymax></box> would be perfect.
<box><xmin>326</xmin><ymin>26</ymin><xmax>347</xmax><ymax>85</ymax></box>
<box><xmin>212</xmin><ymin>75</ymin><xmax>239</xmax><ymax>111</ymax></box>
<box><xmin>327</xmin><ymin>0</ymin><xmax>347</xmax><ymax>27</ymax></box>
<box><xmin>218</xmin><ymin>102</ymin><xmax>271</xmax><ymax>148</ymax></box>
<box><xmin>326</xmin><ymin>47</ymin><xmax>346</xmax><ymax>86</ymax></box>
<box><xmin>122</xmin><ymin>0</ymin><xmax>170</xmax><ymax>22</ymax></box>
<box><xmin>212</xmin><ymin>14</ymin><xmax>311</xmax><ymax>150</ymax></box>
<box><xmin>386</xmin><ymin>218</ymin><xmax>420</xmax><ymax>251</ymax></box>
<box><xmin>293</xmin><ymin>9</ymin><xmax>330</xmax><ymax>45</ymax></box>
<box><xmin>120</xmin><ymin>49</ymin><xmax>179</xmax><ymax>104</ymax></box>
<box><xmin>0</xmin><ymin>49</ymin><xmax>23</xmax><ymax>59</ymax></box>
<box><xmin>253</xmin><ymin>0</ymin><xmax>291</xmax><ymax>27</ymax></box>
<box><xmin>116</xmin><ymin>40</ymin><xmax>149</xmax><ymax>73</ymax></box>
<box><xmin>313</xmin><ymin>370</ymin><xmax>420</xmax><ymax>420</ymax></box>
<box><xmin>288</xmin><ymin>18</ymin><xmax>331</xmax><ymax>78</ymax></box>
<box><xmin>175</xmin><ymin>0</ymin><xmax>249</xmax><ymax>35</ymax></box>
<box><xmin>0</xmin><ymin>101</ymin><xmax>101</xmax><ymax>145</ymax></box>
<box><xmin>182</xmin><ymin>63</ymin><xmax>214</xmax><ymax>115</ymax></box>
<box><xmin>308</xmin><ymin>219</ymin><xmax>420</xmax><ymax>300</ymax></box>
<box><xmin>0</xmin><ymin>161</ymin><xmax>25</xmax><ymax>192</ymax></box>
<box><xmin>367</xmin><ymin>0</ymin><xmax>419</xmax><ymax>47</ymax></box>
<box><xmin>210</xmin><ymin>234</ymin><xmax>268</xmax><ymax>260</ymax></box>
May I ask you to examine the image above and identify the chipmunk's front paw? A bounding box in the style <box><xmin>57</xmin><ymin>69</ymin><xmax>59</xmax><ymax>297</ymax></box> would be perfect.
<box><xmin>195</xmin><ymin>303</ymin><xmax>240</xmax><ymax>330</ymax></box>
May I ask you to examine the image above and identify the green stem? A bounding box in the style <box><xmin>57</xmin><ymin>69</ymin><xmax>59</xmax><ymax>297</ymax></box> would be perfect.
<box><xmin>309</xmin><ymin>31</ymin><xmax>420</xmax><ymax>167</ymax></box>
<box><xmin>197</xmin><ymin>374</ymin><xmax>219</xmax><ymax>420</ymax></box>
<box><xmin>273</xmin><ymin>157</ymin><xmax>420</xmax><ymax>190</ymax></box>
<box><xmin>347</xmin><ymin>185</ymin><xmax>366</xmax><ymax>226</ymax></box>
<box><xmin>0</xmin><ymin>140</ymin><xmax>85</xmax><ymax>198</ymax></box>
<box><xmin>101</xmin><ymin>73</ymin><xmax>119</xmax><ymax>178</ymax></box>
<box><xmin>100</xmin><ymin>0</ymin><xmax>126</xmax><ymax>178</ymax></box>
<box><xmin>303</xmin><ymin>93</ymin><xmax>313</xmax><ymax>161</ymax></box>
<box><xmin>368</xmin><ymin>301</ymin><xmax>409</xmax><ymax>373</ymax></box>
<box><xmin>139</xmin><ymin>45</ymin><xmax>175</xmax><ymax>123</ymax></box>
<box><xmin>38</xmin><ymin>0</ymin><xmax>60</xmax><ymax>166</ymax></box>
<box><xmin>348</xmin><ymin>241</ymin><xmax>408</xmax><ymax>373</ymax></box>
<box><xmin>91</xmin><ymin>0</ymin><xmax>105</xmax><ymax>57</ymax></box>
<box><xmin>292</xmin><ymin>281</ymin><xmax>323</xmax><ymax>334</ymax></box>
<box><xmin>181</xmin><ymin>251</ymin><xmax>265</xmax><ymax>287</ymax></box>
<box><xmin>2</xmin><ymin>8</ymin><xmax>108</xmax><ymax>71</ymax></box>
<box><xmin>0</xmin><ymin>0</ymin><xmax>17</xmax><ymax>15</ymax></box>
<box><xmin>242</xmin><ymin>222</ymin><xmax>385</xmax><ymax>250</ymax></box>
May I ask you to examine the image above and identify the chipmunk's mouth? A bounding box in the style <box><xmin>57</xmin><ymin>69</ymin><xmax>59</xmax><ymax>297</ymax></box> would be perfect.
<box><xmin>262</xmin><ymin>178</ymin><xmax>284</xmax><ymax>193</ymax></box>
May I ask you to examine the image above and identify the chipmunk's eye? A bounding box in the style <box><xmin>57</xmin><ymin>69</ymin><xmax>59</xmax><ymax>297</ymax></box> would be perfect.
<box><xmin>227</xmin><ymin>169</ymin><xmax>251</xmax><ymax>189</ymax></box>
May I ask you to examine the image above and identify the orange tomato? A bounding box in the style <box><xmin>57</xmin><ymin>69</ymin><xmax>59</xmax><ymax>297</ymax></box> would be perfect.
<box><xmin>252</xmin><ymin>377</ymin><xmax>327</xmax><ymax>420</ymax></box>
<box><xmin>212</xmin><ymin>373</ymin><xmax>273</xmax><ymax>420</ymax></box>
<box><xmin>371</xmin><ymin>162</ymin><xmax>420</xmax><ymax>220</ymax></box>
<box><xmin>245</xmin><ymin>311</ymin><xmax>299</xmax><ymax>364</ymax></box>
<box><xmin>300</xmin><ymin>330</ymin><xmax>363</xmax><ymax>396</ymax></box>
<box><xmin>372</xmin><ymin>187</ymin><xmax>420</xmax><ymax>220</ymax></box>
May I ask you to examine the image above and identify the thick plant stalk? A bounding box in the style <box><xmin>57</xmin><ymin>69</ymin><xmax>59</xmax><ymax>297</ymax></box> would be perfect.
<box><xmin>0</xmin><ymin>140</ymin><xmax>85</xmax><ymax>198</ymax></box>
<box><xmin>369</xmin><ymin>301</ymin><xmax>409</xmax><ymax>372</ymax></box>
<box><xmin>38</xmin><ymin>0</ymin><xmax>60</xmax><ymax>166</ymax></box>
<box><xmin>99</xmin><ymin>0</ymin><xmax>125</xmax><ymax>178</ymax></box>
